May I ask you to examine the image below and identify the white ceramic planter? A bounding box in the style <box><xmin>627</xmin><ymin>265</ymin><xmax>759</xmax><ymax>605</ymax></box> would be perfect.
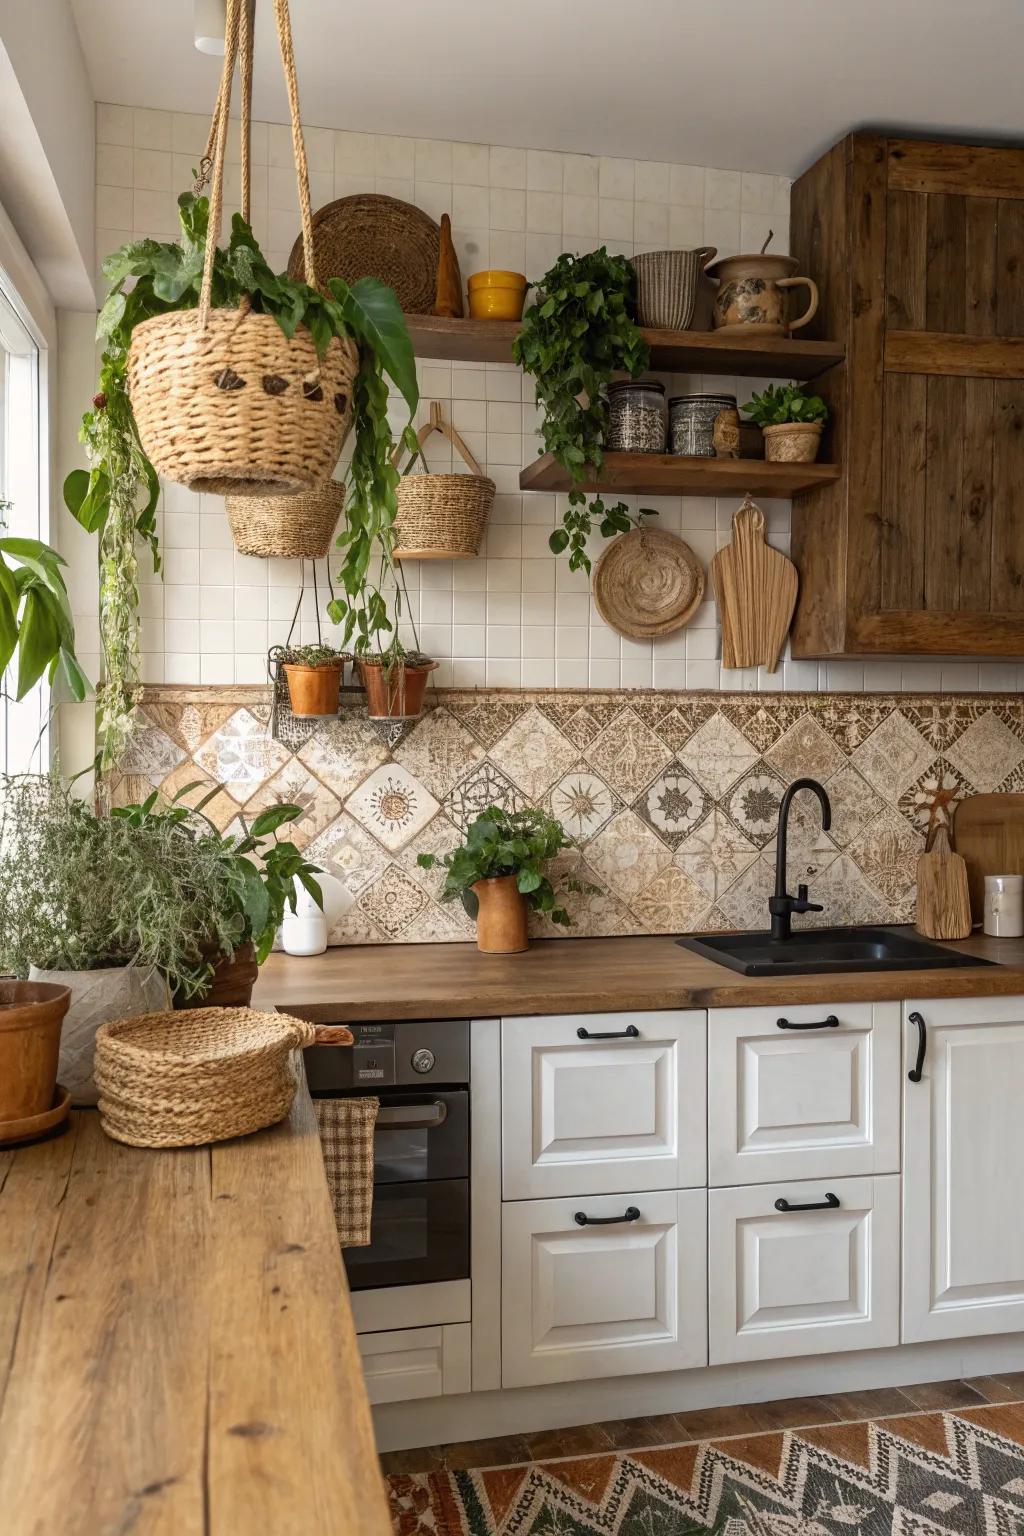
<box><xmin>282</xmin><ymin>878</ymin><xmax>328</xmax><ymax>957</ymax></box>
<box><xmin>28</xmin><ymin>964</ymin><xmax>170</xmax><ymax>1104</ymax></box>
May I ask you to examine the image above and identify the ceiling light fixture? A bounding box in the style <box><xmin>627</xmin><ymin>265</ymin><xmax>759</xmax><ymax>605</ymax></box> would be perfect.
<box><xmin>194</xmin><ymin>0</ymin><xmax>227</xmax><ymax>55</ymax></box>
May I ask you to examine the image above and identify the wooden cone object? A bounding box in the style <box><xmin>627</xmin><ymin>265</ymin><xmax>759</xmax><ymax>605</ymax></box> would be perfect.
<box><xmin>916</xmin><ymin>824</ymin><xmax>972</xmax><ymax>940</ymax></box>
<box><xmin>433</xmin><ymin>213</ymin><xmax>464</xmax><ymax>318</ymax></box>
<box><xmin>711</xmin><ymin>495</ymin><xmax>798</xmax><ymax>671</ymax></box>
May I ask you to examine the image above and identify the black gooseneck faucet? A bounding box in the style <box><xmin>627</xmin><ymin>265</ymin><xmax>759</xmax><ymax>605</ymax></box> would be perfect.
<box><xmin>768</xmin><ymin>777</ymin><xmax>833</xmax><ymax>941</ymax></box>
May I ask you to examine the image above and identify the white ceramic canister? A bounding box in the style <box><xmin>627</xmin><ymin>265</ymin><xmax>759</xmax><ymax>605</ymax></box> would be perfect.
<box><xmin>281</xmin><ymin>876</ymin><xmax>328</xmax><ymax>956</ymax></box>
<box><xmin>983</xmin><ymin>874</ymin><xmax>1024</xmax><ymax>937</ymax></box>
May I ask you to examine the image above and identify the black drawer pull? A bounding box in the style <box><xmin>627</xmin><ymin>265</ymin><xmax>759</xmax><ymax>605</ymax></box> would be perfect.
<box><xmin>907</xmin><ymin>1010</ymin><xmax>927</xmax><ymax>1082</ymax></box>
<box><xmin>574</xmin><ymin>1206</ymin><xmax>641</xmax><ymax>1226</ymax></box>
<box><xmin>576</xmin><ymin>1024</ymin><xmax>640</xmax><ymax>1040</ymax></box>
<box><xmin>776</xmin><ymin>1015</ymin><xmax>840</xmax><ymax>1030</ymax></box>
<box><xmin>774</xmin><ymin>1192</ymin><xmax>840</xmax><ymax>1213</ymax></box>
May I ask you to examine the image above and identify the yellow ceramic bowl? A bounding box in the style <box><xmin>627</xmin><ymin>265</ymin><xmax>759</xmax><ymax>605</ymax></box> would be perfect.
<box><xmin>467</xmin><ymin>269</ymin><xmax>528</xmax><ymax>321</ymax></box>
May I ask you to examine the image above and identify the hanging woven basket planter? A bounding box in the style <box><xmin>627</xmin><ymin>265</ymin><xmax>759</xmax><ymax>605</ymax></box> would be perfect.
<box><xmin>225</xmin><ymin>478</ymin><xmax>346</xmax><ymax>558</ymax></box>
<box><xmin>393</xmin><ymin>402</ymin><xmax>495</xmax><ymax>560</ymax></box>
<box><xmin>126</xmin><ymin>0</ymin><xmax>358</xmax><ymax>496</ymax></box>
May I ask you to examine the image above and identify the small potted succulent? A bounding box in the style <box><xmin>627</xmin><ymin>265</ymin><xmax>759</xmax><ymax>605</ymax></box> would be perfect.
<box><xmin>417</xmin><ymin>805</ymin><xmax>587</xmax><ymax>954</ymax></box>
<box><xmin>280</xmin><ymin>643</ymin><xmax>346</xmax><ymax>718</ymax></box>
<box><xmin>355</xmin><ymin>639</ymin><xmax>438</xmax><ymax>721</ymax></box>
<box><xmin>743</xmin><ymin>382</ymin><xmax>829</xmax><ymax>464</ymax></box>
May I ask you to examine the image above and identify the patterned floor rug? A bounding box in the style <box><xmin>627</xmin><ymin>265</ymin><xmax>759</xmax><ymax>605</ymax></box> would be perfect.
<box><xmin>386</xmin><ymin>1401</ymin><xmax>1024</xmax><ymax>1534</ymax></box>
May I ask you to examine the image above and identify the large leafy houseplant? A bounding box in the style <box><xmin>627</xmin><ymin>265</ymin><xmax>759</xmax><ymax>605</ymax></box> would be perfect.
<box><xmin>64</xmin><ymin>192</ymin><xmax>419</xmax><ymax>769</ymax></box>
<box><xmin>0</xmin><ymin>501</ymin><xmax>87</xmax><ymax>707</ymax></box>
<box><xmin>513</xmin><ymin>248</ymin><xmax>653</xmax><ymax>573</ymax></box>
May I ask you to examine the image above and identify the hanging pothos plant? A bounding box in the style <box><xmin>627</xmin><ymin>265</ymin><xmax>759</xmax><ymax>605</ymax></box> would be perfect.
<box><xmin>64</xmin><ymin>191</ymin><xmax>418</xmax><ymax>769</ymax></box>
<box><xmin>513</xmin><ymin>247</ymin><xmax>654</xmax><ymax>573</ymax></box>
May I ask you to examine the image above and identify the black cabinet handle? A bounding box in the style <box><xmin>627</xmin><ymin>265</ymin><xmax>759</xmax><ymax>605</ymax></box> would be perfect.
<box><xmin>576</xmin><ymin>1024</ymin><xmax>640</xmax><ymax>1040</ymax></box>
<box><xmin>774</xmin><ymin>1192</ymin><xmax>840</xmax><ymax>1213</ymax></box>
<box><xmin>574</xmin><ymin>1206</ymin><xmax>641</xmax><ymax>1226</ymax></box>
<box><xmin>908</xmin><ymin>1010</ymin><xmax>927</xmax><ymax>1082</ymax></box>
<box><xmin>776</xmin><ymin>1015</ymin><xmax>840</xmax><ymax>1030</ymax></box>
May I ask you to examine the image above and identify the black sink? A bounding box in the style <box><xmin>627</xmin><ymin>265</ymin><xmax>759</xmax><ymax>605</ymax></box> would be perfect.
<box><xmin>677</xmin><ymin>926</ymin><xmax>995</xmax><ymax>977</ymax></box>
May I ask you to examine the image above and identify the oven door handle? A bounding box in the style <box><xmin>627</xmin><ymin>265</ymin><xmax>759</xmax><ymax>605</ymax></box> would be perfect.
<box><xmin>375</xmin><ymin>1100</ymin><xmax>449</xmax><ymax>1130</ymax></box>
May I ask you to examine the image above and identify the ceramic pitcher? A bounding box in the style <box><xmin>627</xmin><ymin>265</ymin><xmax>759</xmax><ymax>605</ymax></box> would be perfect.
<box><xmin>706</xmin><ymin>252</ymin><xmax>819</xmax><ymax>336</ymax></box>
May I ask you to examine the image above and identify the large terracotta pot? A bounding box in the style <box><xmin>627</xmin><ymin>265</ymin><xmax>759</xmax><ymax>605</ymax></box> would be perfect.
<box><xmin>0</xmin><ymin>981</ymin><xmax>70</xmax><ymax>1121</ymax></box>
<box><xmin>706</xmin><ymin>252</ymin><xmax>819</xmax><ymax>336</ymax></box>
<box><xmin>282</xmin><ymin>661</ymin><xmax>343</xmax><ymax>718</ymax></box>
<box><xmin>174</xmin><ymin>942</ymin><xmax>259</xmax><ymax>1010</ymax></box>
<box><xmin>471</xmin><ymin>875</ymin><xmax>530</xmax><ymax>954</ymax></box>
<box><xmin>357</xmin><ymin>658</ymin><xmax>438</xmax><ymax>719</ymax></box>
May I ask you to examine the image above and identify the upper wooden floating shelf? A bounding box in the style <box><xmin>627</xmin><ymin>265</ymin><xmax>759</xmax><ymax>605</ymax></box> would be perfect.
<box><xmin>405</xmin><ymin>314</ymin><xmax>845</xmax><ymax>379</ymax></box>
<box><xmin>518</xmin><ymin>452</ymin><xmax>842</xmax><ymax>498</ymax></box>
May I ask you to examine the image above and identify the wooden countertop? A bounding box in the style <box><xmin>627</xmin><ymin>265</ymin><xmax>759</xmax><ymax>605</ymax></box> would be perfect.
<box><xmin>0</xmin><ymin>1090</ymin><xmax>390</xmax><ymax>1536</ymax></box>
<box><xmin>254</xmin><ymin>931</ymin><xmax>1024</xmax><ymax>1022</ymax></box>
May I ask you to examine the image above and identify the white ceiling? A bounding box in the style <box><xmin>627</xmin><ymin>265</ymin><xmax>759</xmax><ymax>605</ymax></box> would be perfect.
<box><xmin>70</xmin><ymin>0</ymin><xmax>1024</xmax><ymax>177</ymax></box>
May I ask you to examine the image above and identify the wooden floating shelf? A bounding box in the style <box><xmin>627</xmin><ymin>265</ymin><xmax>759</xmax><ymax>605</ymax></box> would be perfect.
<box><xmin>406</xmin><ymin>313</ymin><xmax>845</xmax><ymax>379</ymax></box>
<box><xmin>518</xmin><ymin>453</ymin><xmax>842</xmax><ymax>498</ymax></box>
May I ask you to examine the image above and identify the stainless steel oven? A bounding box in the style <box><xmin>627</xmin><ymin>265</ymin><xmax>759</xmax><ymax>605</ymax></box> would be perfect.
<box><xmin>306</xmin><ymin>1019</ymin><xmax>470</xmax><ymax>1292</ymax></box>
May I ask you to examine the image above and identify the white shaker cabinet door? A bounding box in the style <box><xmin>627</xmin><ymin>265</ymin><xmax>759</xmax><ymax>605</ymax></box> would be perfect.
<box><xmin>708</xmin><ymin>1174</ymin><xmax>900</xmax><ymax>1364</ymax></box>
<box><xmin>708</xmin><ymin>1002</ymin><xmax>900</xmax><ymax>1186</ymax></box>
<box><xmin>501</xmin><ymin>1188</ymin><xmax>708</xmax><ymax>1387</ymax></box>
<box><xmin>501</xmin><ymin>1011</ymin><xmax>706</xmax><ymax>1200</ymax></box>
<box><xmin>903</xmin><ymin>995</ymin><xmax>1024</xmax><ymax>1342</ymax></box>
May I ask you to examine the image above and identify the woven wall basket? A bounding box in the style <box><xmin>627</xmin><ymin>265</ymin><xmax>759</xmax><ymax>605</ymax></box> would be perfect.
<box><xmin>288</xmin><ymin>194</ymin><xmax>440</xmax><ymax>314</ymax></box>
<box><xmin>94</xmin><ymin>1006</ymin><xmax>353</xmax><ymax>1148</ymax></box>
<box><xmin>393</xmin><ymin>402</ymin><xmax>495</xmax><ymax>559</ymax></box>
<box><xmin>226</xmin><ymin>478</ymin><xmax>346</xmax><ymax>558</ymax></box>
<box><xmin>593</xmin><ymin>526</ymin><xmax>706</xmax><ymax>638</ymax></box>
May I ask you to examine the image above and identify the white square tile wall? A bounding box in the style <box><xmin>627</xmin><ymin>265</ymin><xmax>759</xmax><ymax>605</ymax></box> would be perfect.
<box><xmin>83</xmin><ymin>105</ymin><xmax>995</xmax><ymax>695</ymax></box>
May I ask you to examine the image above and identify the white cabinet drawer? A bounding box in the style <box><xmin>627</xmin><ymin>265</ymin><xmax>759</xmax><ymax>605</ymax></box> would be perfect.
<box><xmin>501</xmin><ymin>1010</ymin><xmax>706</xmax><ymax>1199</ymax></box>
<box><xmin>358</xmin><ymin>1323</ymin><xmax>471</xmax><ymax>1405</ymax></box>
<box><xmin>708</xmin><ymin>1002</ymin><xmax>900</xmax><ymax>1186</ymax></box>
<box><xmin>708</xmin><ymin>1174</ymin><xmax>899</xmax><ymax>1364</ymax></box>
<box><xmin>501</xmin><ymin>1188</ymin><xmax>707</xmax><ymax>1387</ymax></box>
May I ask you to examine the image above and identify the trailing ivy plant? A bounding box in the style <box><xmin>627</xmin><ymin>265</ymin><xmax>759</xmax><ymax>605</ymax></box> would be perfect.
<box><xmin>513</xmin><ymin>248</ymin><xmax>654</xmax><ymax>573</ymax></box>
<box><xmin>0</xmin><ymin>501</ymin><xmax>87</xmax><ymax>707</ymax></box>
<box><xmin>65</xmin><ymin>191</ymin><xmax>418</xmax><ymax>769</ymax></box>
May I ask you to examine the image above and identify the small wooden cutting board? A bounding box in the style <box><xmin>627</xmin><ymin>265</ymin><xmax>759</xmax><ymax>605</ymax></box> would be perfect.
<box><xmin>916</xmin><ymin>823</ymin><xmax>972</xmax><ymax>939</ymax></box>
<box><xmin>711</xmin><ymin>495</ymin><xmax>798</xmax><ymax>671</ymax></box>
<box><xmin>953</xmin><ymin>793</ymin><xmax>1024</xmax><ymax>923</ymax></box>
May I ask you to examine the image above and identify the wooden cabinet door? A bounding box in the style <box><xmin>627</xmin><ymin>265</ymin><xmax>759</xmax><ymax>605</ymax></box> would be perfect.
<box><xmin>501</xmin><ymin>1189</ymin><xmax>707</xmax><ymax>1387</ymax></box>
<box><xmin>358</xmin><ymin>1324</ymin><xmax>471</xmax><ymax>1405</ymax></box>
<box><xmin>501</xmin><ymin>1011</ymin><xmax>706</xmax><ymax>1200</ymax></box>
<box><xmin>903</xmin><ymin>995</ymin><xmax>1024</xmax><ymax>1342</ymax></box>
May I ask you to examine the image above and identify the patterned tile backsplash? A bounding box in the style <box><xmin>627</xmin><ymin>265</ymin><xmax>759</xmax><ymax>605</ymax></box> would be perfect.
<box><xmin>114</xmin><ymin>687</ymin><xmax>1024</xmax><ymax>946</ymax></box>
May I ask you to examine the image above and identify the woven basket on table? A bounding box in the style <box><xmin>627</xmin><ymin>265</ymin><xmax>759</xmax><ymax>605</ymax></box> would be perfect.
<box><xmin>225</xmin><ymin>479</ymin><xmax>346</xmax><ymax>558</ymax></box>
<box><xmin>94</xmin><ymin>1007</ymin><xmax>353</xmax><ymax>1148</ymax></box>
<box><xmin>394</xmin><ymin>402</ymin><xmax>495</xmax><ymax>560</ymax></box>
<box><xmin>126</xmin><ymin>0</ymin><xmax>358</xmax><ymax>497</ymax></box>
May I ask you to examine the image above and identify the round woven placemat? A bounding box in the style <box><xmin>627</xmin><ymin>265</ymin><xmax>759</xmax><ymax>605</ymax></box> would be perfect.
<box><xmin>288</xmin><ymin>194</ymin><xmax>440</xmax><ymax>313</ymax></box>
<box><xmin>593</xmin><ymin>527</ymin><xmax>706</xmax><ymax>638</ymax></box>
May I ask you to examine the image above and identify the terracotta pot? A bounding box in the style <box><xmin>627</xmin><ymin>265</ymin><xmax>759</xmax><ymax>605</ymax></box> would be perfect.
<box><xmin>762</xmin><ymin>421</ymin><xmax>824</xmax><ymax>463</ymax></box>
<box><xmin>472</xmin><ymin>875</ymin><xmax>530</xmax><ymax>954</ymax></box>
<box><xmin>706</xmin><ymin>252</ymin><xmax>819</xmax><ymax>336</ymax></box>
<box><xmin>0</xmin><ymin>980</ymin><xmax>70</xmax><ymax>1122</ymax></box>
<box><xmin>282</xmin><ymin>661</ymin><xmax>343</xmax><ymax>718</ymax></box>
<box><xmin>175</xmin><ymin>942</ymin><xmax>259</xmax><ymax>1010</ymax></box>
<box><xmin>357</xmin><ymin>658</ymin><xmax>438</xmax><ymax>719</ymax></box>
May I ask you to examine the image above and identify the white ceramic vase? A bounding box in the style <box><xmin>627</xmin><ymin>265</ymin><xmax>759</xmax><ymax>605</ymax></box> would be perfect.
<box><xmin>282</xmin><ymin>878</ymin><xmax>328</xmax><ymax>957</ymax></box>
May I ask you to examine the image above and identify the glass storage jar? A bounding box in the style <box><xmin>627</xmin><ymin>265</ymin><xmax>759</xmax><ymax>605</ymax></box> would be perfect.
<box><xmin>607</xmin><ymin>380</ymin><xmax>667</xmax><ymax>453</ymax></box>
<box><xmin>669</xmin><ymin>392</ymin><xmax>737</xmax><ymax>457</ymax></box>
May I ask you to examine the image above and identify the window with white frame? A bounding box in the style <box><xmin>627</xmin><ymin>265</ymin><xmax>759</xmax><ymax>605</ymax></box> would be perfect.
<box><xmin>0</xmin><ymin>279</ymin><xmax>45</xmax><ymax>775</ymax></box>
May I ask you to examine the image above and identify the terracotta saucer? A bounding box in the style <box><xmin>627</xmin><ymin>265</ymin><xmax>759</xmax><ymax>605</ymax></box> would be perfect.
<box><xmin>0</xmin><ymin>1085</ymin><xmax>71</xmax><ymax>1147</ymax></box>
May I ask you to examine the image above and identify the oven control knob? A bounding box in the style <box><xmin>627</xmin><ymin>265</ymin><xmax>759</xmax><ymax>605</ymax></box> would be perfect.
<box><xmin>411</xmin><ymin>1048</ymin><xmax>435</xmax><ymax>1075</ymax></box>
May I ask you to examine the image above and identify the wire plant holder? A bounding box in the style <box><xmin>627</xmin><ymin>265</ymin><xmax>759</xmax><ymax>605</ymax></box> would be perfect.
<box><xmin>267</xmin><ymin>558</ymin><xmax>340</xmax><ymax>750</ymax></box>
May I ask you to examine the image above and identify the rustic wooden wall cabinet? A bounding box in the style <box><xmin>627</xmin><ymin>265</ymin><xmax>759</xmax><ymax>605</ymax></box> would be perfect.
<box><xmin>790</xmin><ymin>133</ymin><xmax>1024</xmax><ymax>656</ymax></box>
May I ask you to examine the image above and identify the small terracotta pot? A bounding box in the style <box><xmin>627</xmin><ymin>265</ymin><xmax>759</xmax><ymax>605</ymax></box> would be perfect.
<box><xmin>0</xmin><ymin>980</ymin><xmax>70</xmax><ymax>1121</ymax></box>
<box><xmin>472</xmin><ymin>875</ymin><xmax>530</xmax><ymax>954</ymax></box>
<box><xmin>357</xmin><ymin>658</ymin><xmax>438</xmax><ymax>719</ymax></box>
<box><xmin>174</xmin><ymin>942</ymin><xmax>259</xmax><ymax>1010</ymax></box>
<box><xmin>762</xmin><ymin>421</ymin><xmax>824</xmax><ymax>463</ymax></box>
<box><xmin>282</xmin><ymin>661</ymin><xmax>343</xmax><ymax>717</ymax></box>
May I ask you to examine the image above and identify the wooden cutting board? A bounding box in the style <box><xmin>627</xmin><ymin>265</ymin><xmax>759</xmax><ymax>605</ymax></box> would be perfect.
<box><xmin>916</xmin><ymin>823</ymin><xmax>971</xmax><ymax>939</ymax></box>
<box><xmin>953</xmin><ymin>793</ymin><xmax>1024</xmax><ymax>923</ymax></box>
<box><xmin>711</xmin><ymin>495</ymin><xmax>798</xmax><ymax>671</ymax></box>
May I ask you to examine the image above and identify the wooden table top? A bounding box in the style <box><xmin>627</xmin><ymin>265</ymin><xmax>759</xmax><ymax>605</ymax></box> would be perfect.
<box><xmin>254</xmin><ymin>931</ymin><xmax>1024</xmax><ymax>1022</ymax></box>
<box><xmin>0</xmin><ymin>1091</ymin><xmax>390</xmax><ymax>1536</ymax></box>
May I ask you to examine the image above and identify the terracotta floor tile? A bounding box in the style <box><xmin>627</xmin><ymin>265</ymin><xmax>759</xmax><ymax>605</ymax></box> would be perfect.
<box><xmin>673</xmin><ymin>1402</ymin><xmax>774</xmax><ymax>1440</ymax></box>
<box><xmin>817</xmin><ymin>1386</ymin><xmax>916</xmax><ymax>1421</ymax></box>
<box><xmin>752</xmin><ymin>1394</ymin><xmax>842</xmax><ymax>1430</ymax></box>
<box><xmin>442</xmin><ymin>1434</ymin><xmax>532</xmax><ymax>1470</ymax></box>
<box><xmin>964</xmin><ymin>1374</ymin><xmax>1024</xmax><ymax>1403</ymax></box>
<box><xmin>590</xmin><ymin>1415</ymin><xmax>691</xmax><ymax>1450</ymax></box>
<box><xmin>990</xmin><ymin>1371</ymin><xmax>1024</xmax><ymax>1399</ymax></box>
<box><xmin>379</xmin><ymin>1444</ymin><xmax>446</xmax><ymax>1476</ymax></box>
<box><xmin>900</xmin><ymin>1378</ymin><xmax>986</xmax><ymax>1411</ymax></box>
<box><xmin>522</xmin><ymin>1421</ymin><xmax>613</xmax><ymax>1460</ymax></box>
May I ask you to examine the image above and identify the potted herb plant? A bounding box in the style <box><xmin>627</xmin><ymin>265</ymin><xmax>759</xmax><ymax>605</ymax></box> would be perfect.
<box><xmin>743</xmin><ymin>383</ymin><xmax>829</xmax><ymax>464</ymax></box>
<box><xmin>280</xmin><ymin>643</ymin><xmax>346</xmax><ymax>719</ymax></box>
<box><xmin>417</xmin><ymin>806</ymin><xmax>586</xmax><ymax>954</ymax></box>
<box><xmin>355</xmin><ymin>638</ymin><xmax>438</xmax><ymax>721</ymax></box>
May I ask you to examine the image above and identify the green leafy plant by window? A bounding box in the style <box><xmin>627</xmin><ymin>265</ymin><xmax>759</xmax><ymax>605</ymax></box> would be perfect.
<box><xmin>743</xmin><ymin>382</ymin><xmax>829</xmax><ymax>427</ymax></box>
<box><xmin>64</xmin><ymin>191</ymin><xmax>418</xmax><ymax>771</ymax></box>
<box><xmin>0</xmin><ymin>501</ymin><xmax>87</xmax><ymax>706</ymax></box>
<box><xmin>513</xmin><ymin>248</ymin><xmax>654</xmax><ymax>573</ymax></box>
<box><xmin>417</xmin><ymin>805</ymin><xmax>591</xmax><ymax>928</ymax></box>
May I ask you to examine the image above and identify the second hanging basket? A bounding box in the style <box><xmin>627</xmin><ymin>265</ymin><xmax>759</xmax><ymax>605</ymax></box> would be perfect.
<box><xmin>225</xmin><ymin>478</ymin><xmax>346</xmax><ymax>558</ymax></box>
<box><xmin>393</xmin><ymin>402</ymin><xmax>495</xmax><ymax>560</ymax></box>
